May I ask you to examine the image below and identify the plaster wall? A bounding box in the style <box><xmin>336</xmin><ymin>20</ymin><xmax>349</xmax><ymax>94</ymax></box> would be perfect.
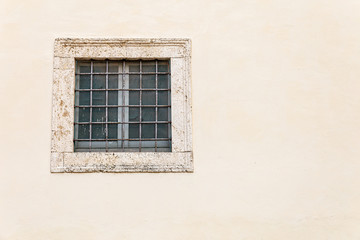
<box><xmin>1</xmin><ymin>0</ymin><xmax>360</xmax><ymax>239</ymax></box>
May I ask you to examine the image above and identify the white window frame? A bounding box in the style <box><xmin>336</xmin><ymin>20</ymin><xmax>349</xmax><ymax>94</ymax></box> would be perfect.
<box><xmin>51</xmin><ymin>38</ymin><xmax>193</xmax><ymax>173</ymax></box>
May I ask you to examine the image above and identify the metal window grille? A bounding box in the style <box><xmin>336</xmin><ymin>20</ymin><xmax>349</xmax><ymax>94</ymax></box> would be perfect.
<box><xmin>74</xmin><ymin>60</ymin><xmax>171</xmax><ymax>152</ymax></box>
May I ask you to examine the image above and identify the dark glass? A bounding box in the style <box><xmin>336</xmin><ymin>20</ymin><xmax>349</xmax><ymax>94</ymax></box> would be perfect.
<box><xmin>79</xmin><ymin>75</ymin><xmax>90</xmax><ymax>89</ymax></box>
<box><xmin>142</xmin><ymin>107</ymin><xmax>155</xmax><ymax>121</ymax></box>
<box><xmin>129</xmin><ymin>91</ymin><xmax>140</xmax><ymax>105</ymax></box>
<box><xmin>142</xmin><ymin>75</ymin><xmax>156</xmax><ymax>88</ymax></box>
<box><xmin>93</xmin><ymin>75</ymin><xmax>106</xmax><ymax>89</ymax></box>
<box><xmin>78</xmin><ymin>62</ymin><xmax>91</xmax><ymax>73</ymax></box>
<box><xmin>93</xmin><ymin>62</ymin><xmax>106</xmax><ymax>72</ymax></box>
<box><xmin>108</xmin><ymin>124</ymin><xmax>118</xmax><ymax>139</ymax></box>
<box><xmin>108</xmin><ymin>75</ymin><xmax>118</xmax><ymax>88</ymax></box>
<box><xmin>142</xmin><ymin>61</ymin><xmax>156</xmax><ymax>72</ymax></box>
<box><xmin>108</xmin><ymin>91</ymin><xmax>118</xmax><ymax>105</ymax></box>
<box><xmin>129</xmin><ymin>107</ymin><xmax>139</xmax><ymax>121</ymax></box>
<box><xmin>92</xmin><ymin>91</ymin><xmax>106</xmax><ymax>105</ymax></box>
<box><xmin>142</xmin><ymin>91</ymin><xmax>156</xmax><ymax>105</ymax></box>
<box><xmin>78</xmin><ymin>107</ymin><xmax>90</xmax><ymax>122</ymax></box>
<box><xmin>129</xmin><ymin>75</ymin><xmax>140</xmax><ymax>88</ymax></box>
<box><xmin>78</xmin><ymin>125</ymin><xmax>90</xmax><ymax>139</ymax></box>
<box><xmin>128</xmin><ymin>61</ymin><xmax>140</xmax><ymax>72</ymax></box>
<box><xmin>108</xmin><ymin>107</ymin><xmax>118</xmax><ymax>122</ymax></box>
<box><xmin>129</xmin><ymin>124</ymin><xmax>139</xmax><ymax>138</ymax></box>
<box><xmin>142</xmin><ymin>124</ymin><xmax>155</xmax><ymax>138</ymax></box>
<box><xmin>157</xmin><ymin>123</ymin><xmax>168</xmax><ymax>138</ymax></box>
<box><xmin>158</xmin><ymin>60</ymin><xmax>169</xmax><ymax>72</ymax></box>
<box><xmin>158</xmin><ymin>75</ymin><xmax>168</xmax><ymax>89</ymax></box>
<box><xmin>92</xmin><ymin>107</ymin><xmax>106</xmax><ymax>122</ymax></box>
<box><xmin>108</xmin><ymin>62</ymin><xmax>119</xmax><ymax>72</ymax></box>
<box><xmin>79</xmin><ymin>91</ymin><xmax>90</xmax><ymax>105</ymax></box>
<box><xmin>158</xmin><ymin>91</ymin><xmax>168</xmax><ymax>105</ymax></box>
<box><xmin>92</xmin><ymin>124</ymin><xmax>106</xmax><ymax>139</ymax></box>
<box><xmin>158</xmin><ymin>107</ymin><xmax>168</xmax><ymax>121</ymax></box>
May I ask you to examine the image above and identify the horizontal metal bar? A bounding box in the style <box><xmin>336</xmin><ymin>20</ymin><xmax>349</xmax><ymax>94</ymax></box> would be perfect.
<box><xmin>74</xmin><ymin>138</ymin><xmax>171</xmax><ymax>141</ymax></box>
<box><xmin>76</xmin><ymin>72</ymin><xmax>170</xmax><ymax>75</ymax></box>
<box><xmin>75</xmin><ymin>88</ymin><xmax>171</xmax><ymax>91</ymax></box>
<box><xmin>75</xmin><ymin>105</ymin><xmax>171</xmax><ymax>108</ymax></box>
<box><xmin>75</xmin><ymin>121</ymin><xmax>171</xmax><ymax>124</ymax></box>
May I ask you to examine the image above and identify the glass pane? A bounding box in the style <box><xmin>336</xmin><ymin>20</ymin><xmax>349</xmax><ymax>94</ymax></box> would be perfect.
<box><xmin>93</xmin><ymin>62</ymin><xmax>106</xmax><ymax>72</ymax></box>
<box><xmin>109</xmin><ymin>62</ymin><xmax>119</xmax><ymax>73</ymax></box>
<box><xmin>79</xmin><ymin>91</ymin><xmax>90</xmax><ymax>105</ymax></box>
<box><xmin>158</xmin><ymin>60</ymin><xmax>169</xmax><ymax>72</ymax></box>
<box><xmin>157</xmin><ymin>123</ymin><xmax>168</xmax><ymax>138</ymax></box>
<box><xmin>129</xmin><ymin>123</ymin><xmax>139</xmax><ymax>138</ymax></box>
<box><xmin>129</xmin><ymin>75</ymin><xmax>140</xmax><ymax>88</ymax></box>
<box><xmin>129</xmin><ymin>91</ymin><xmax>140</xmax><ymax>105</ymax></box>
<box><xmin>108</xmin><ymin>124</ymin><xmax>118</xmax><ymax>139</ymax></box>
<box><xmin>78</xmin><ymin>125</ymin><xmax>90</xmax><ymax>139</ymax></box>
<box><xmin>108</xmin><ymin>107</ymin><xmax>118</xmax><ymax>122</ymax></box>
<box><xmin>92</xmin><ymin>107</ymin><xmax>106</xmax><ymax>122</ymax></box>
<box><xmin>142</xmin><ymin>61</ymin><xmax>156</xmax><ymax>72</ymax></box>
<box><xmin>129</xmin><ymin>107</ymin><xmax>139</xmax><ymax>121</ymax></box>
<box><xmin>108</xmin><ymin>75</ymin><xmax>118</xmax><ymax>88</ymax></box>
<box><xmin>158</xmin><ymin>75</ymin><xmax>168</xmax><ymax>89</ymax></box>
<box><xmin>93</xmin><ymin>75</ymin><xmax>106</xmax><ymax>89</ymax></box>
<box><xmin>158</xmin><ymin>91</ymin><xmax>168</xmax><ymax>105</ymax></box>
<box><xmin>108</xmin><ymin>91</ymin><xmax>118</xmax><ymax>105</ymax></box>
<box><xmin>78</xmin><ymin>62</ymin><xmax>91</xmax><ymax>73</ymax></box>
<box><xmin>92</xmin><ymin>91</ymin><xmax>106</xmax><ymax>105</ymax></box>
<box><xmin>142</xmin><ymin>75</ymin><xmax>155</xmax><ymax>88</ymax></box>
<box><xmin>128</xmin><ymin>61</ymin><xmax>140</xmax><ymax>72</ymax></box>
<box><xmin>142</xmin><ymin>124</ymin><xmax>155</xmax><ymax>138</ymax></box>
<box><xmin>142</xmin><ymin>91</ymin><xmax>156</xmax><ymax>105</ymax></box>
<box><xmin>78</xmin><ymin>107</ymin><xmax>90</xmax><ymax>122</ymax></box>
<box><xmin>79</xmin><ymin>75</ymin><xmax>90</xmax><ymax>89</ymax></box>
<box><xmin>92</xmin><ymin>124</ymin><xmax>106</xmax><ymax>139</ymax></box>
<box><xmin>142</xmin><ymin>107</ymin><xmax>155</xmax><ymax>121</ymax></box>
<box><xmin>158</xmin><ymin>107</ymin><xmax>168</xmax><ymax>121</ymax></box>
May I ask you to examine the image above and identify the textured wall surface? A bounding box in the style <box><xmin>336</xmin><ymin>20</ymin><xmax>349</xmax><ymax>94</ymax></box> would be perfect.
<box><xmin>1</xmin><ymin>0</ymin><xmax>360</xmax><ymax>239</ymax></box>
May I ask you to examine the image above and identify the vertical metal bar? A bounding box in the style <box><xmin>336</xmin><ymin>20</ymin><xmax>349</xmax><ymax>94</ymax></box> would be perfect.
<box><xmin>105</xmin><ymin>60</ymin><xmax>109</xmax><ymax>152</ymax></box>
<box><xmin>155</xmin><ymin>60</ymin><xmax>158</xmax><ymax>152</ymax></box>
<box><xmin>168</xmin><ymin>60</ymin><xmax>171</xmax><ymax>151</ymax></box>
<box><xmin>139</xmin><ymin>60</ymin><xmax>142</xmax><ymax>152</ymax></box>
<box><xmin>122</xmin><ymin>60</ymin><xmax>125</xmax><ymax>151</ymax></box>
<box><xmin>89</xmin><ymin>61</ymin><xmax>93</xmax><ymax>152</ymax></box>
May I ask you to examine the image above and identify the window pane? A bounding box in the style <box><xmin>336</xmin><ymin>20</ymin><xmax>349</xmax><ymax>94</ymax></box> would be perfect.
<box><xmin>78</xmin><ymin>62</ymin><xmax>91</xmax><ymax>73</ymax></box>
<box><xmin>142</xmin><ymin>107</ymin><xmax>155</xmax><ymax>121</ymax></box>
<box><xmin>108</xmin><ymin>107</ymin><xmax>118</xmax><ymax>122</ymax></box>
<box><xmin>142</xmin><ymin>75</ymin><xmax>155</xmax><ymax>88</ymax></box>
<box><xmin>108</xmin><ymin>75</ymin><xmax>118</xmax><ymax>88</ymax></box>
<box><xmin>129</xmin><ymin>107</ymin><xmax>139</xmax><ymax>121</ymax></box>
<box><xmin>78</xmin><ymin>125</ymin><xmax>90</xmax><ymax>139</ymax></box>
<box><xmin>129</xmin><ymin>91</ymin><xmax>140</xmax><ymax>105</ymax></box>
<box><xmin>92</xmin><ymin>91</ymin><xmax>106</xmax><ymax>105</ymax></box>
<box><xmin>78</xmin><ymin>107</ymin><xmax>90</xmax><ymax>122</ymax></box>
<box><xmin>108</xmin><ymin>91</ymin><xmax>118</xmax><ymax>105</ymax></box>
<box><xmin>157</xmin><ymin>123</ymin><xmax>168</xmax><ymax>138</ymax></box>
<box><xmin>93</xmin><ymin>75</ymin><xmax>106</xmax><ymax>89</ymax></box>
<box><xmin>158</xmin><ymin>60</ymin><xmax>169</xmax><ymax>72</ymax></box>
<box><xmin>142</xmin><ymin>124</ymin><xmax>155</xmax><ymax>138</ymax></box>
<box><xmin>79</xmin><ymin>75</ymin><xmax>90</xmax><ymax>89</ymax></box>
<box><xmin>158</xmin><ymin>75</ymin><xmax>168</xmax><ymax>89</ymax></box>
<box><xmin>158</xmin><ymin>91</ymin><xmax>168</xmax><ymax>105</ymax></box>
<box><xmin>142</xmin><ymin>91</ymin><xmax>156</xmax><ymax>105</ymax></box>
<box><xmin>92</xmin><ymin>107</ymin><xmax>106</xmax><ymax>122</ymax></box>
<box><xmin>142</xmin><ymin>61</ymin><xmax>156</xmax><ymax>72</ymax></box>
<box><xmin>158</xmin><ymin>107</ymin><xmax>168</xmax><ymax>121</ymax></box>
<box><xmin>79</xmin><ymin>91</ymin><xmax>90</xmax><ymax>105</ymax></box>
<box><xmin>129</xmin><ymin>123</ymin><xmax>139</xmax><ymax>138</ymax></box>
<box><xmin>108</xmin><ymin>62</ymin><xmax>119</xmax><ymax>72</ymax></box>
<box><xmin>128</xmin><ymin>61</ymin><xmax>140</xmax><ymax>72</ymax></box>
<box><xmin>108</xmin><ymin>124</ymin><xmax>118</xmax><ymax>139</ymax></box>
<box><xmin>92</xmin><ymin>124</ymin><xmax>106</xmax><ymax>139</ymax></box>
<box><xmin>129</xmin><ymin>75</ymin><xmax>140</xmax><ymax>88</ymax></box>
<box><xmin>93</xmin><ymin>62</ymin><xmax>106</xmax><ymax>72</ymax></box>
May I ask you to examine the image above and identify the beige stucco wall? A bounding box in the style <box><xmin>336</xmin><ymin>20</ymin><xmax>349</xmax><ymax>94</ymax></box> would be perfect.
<box><xmin>1</xmin><ymin>0</ymin><xmax>360</xmax><ymax>239</ymax></box>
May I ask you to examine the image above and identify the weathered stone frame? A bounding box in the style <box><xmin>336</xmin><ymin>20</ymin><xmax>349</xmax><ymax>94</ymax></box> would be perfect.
<box><xmin>51</xmin><ymin>38</ymin><xmax>193</xmax><ymax>173</ymax></box>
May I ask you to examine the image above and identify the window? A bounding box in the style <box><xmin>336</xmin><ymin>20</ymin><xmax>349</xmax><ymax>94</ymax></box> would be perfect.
<box><xmin>51</xmin><ymin>38</ymin><xmax>193</xmax><ymax>172</ymax></box>
<box><xmin>74</xmin><ymin>60</ymin><xmax>171</xmax><ymax>152</ymax></box>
